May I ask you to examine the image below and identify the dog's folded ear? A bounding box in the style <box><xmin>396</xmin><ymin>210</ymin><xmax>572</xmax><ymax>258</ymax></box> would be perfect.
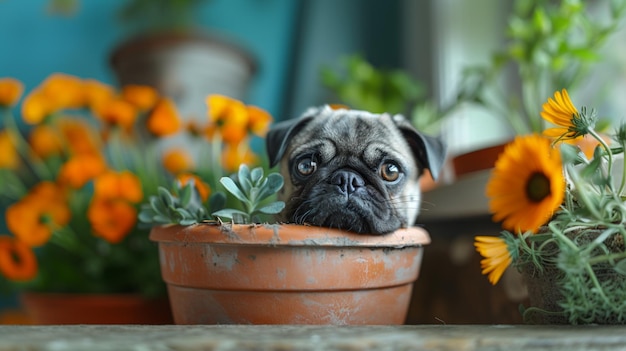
<box><xmin>392</xmin><ymin>114</ymin><xmax>447</xmax><ymax>180</ymax></box>
<box><xmin>266</xmin><ymin>107</ymin><xmax>320</xmax><ymax>167</ymax></box>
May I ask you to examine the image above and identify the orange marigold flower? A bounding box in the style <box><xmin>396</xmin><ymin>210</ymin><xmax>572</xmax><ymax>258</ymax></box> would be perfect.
<box><xmin>163</xmin><ymin>149</ymin><xmax>194</xmax><ymax>175</ymax></box>
<box><xmin>58</xmin><ymin>117</ymin><xmax>101</xmax><ymax>156</ymax></box>
<box><xmin>6</xmin><ymin>193</ymin><xmax>71</xmax><ymax>247</ymax></box>
<box><xmin>177</xmin><ymin>173</ymin><xmax>211</xmax><ymax>202</ymax></box>
<box><xmin>221</xmin><ymin>141</ymin><xmax>257</xmax><ymax>173</ymax></box>
<box><xmin>21</xmin><ymin>90</ymin><xmax>52</xmax><ymax>125</ymax></box>
<box><xmin>0</xmin><ymin>130</ymin><xmax>19</xmax><ymax>169</ymax></box>
<box><xmin>94</xmin><ymin>171</ymin><xmax>143</xmax><ymax>203</ymax></box>
<box><xmin>88</xmin><ymin>197</ymin><xmax>137</xmax><ymax>244</ymax></box>
<box><xmin>486</xmin><ymin>134</ymin><xmax>565</xmax><ymax>233</ymax></box>
<box><xmin>29</xmin><ymin>125</ymin><xmax>63</xmax><ymax>158</ymax></box>
<box><xmin>246</xmin><ymin>105</ymin><xmax>273</xmax><ymax>137</ymax></box>
<box><xmin>0</xmin><ymin>78</ymin><xmax>24</xmax><ymax>107</ymax></box>
<box><xmin>58</xmin><ymin>154</ymin><xmax>107</xmax><ymax>188</ymax></box>
<box><xmin>39</xmin><ymin>73</ymin><xmax>85</xmax><ymax>110</ymax></box>
<box><xmin>0</xmin><ymin>236</ymin><xmax>38</xmax><ymax>281</ymax></box>
<box><xmin>29</xmin><ymin>181</ymin><xmax>67</xmax><ymax>201</ymax></box>
<box><xmin>122</xmin><ymin>84</ymin><xmax>159</xmax><ymax>111</ymax></box>
<box><xmin>219</xmin><ymin>121</ymin><xmax>248</xmax><ymax>144</ymax></box>
<box><xmin>84</xmin><ymin>79</ymin><xmax>115</xmax><ymax>111</ymax></box>
<box><xmin>95</xmin><ymin>98</ymin><xmax>137</xmax><ymax>130</ymax></box>
<box><xmin>206</xmin><ymin>94</ymin><xmax>248</xmax><ymax>143</ymax></box>
<box><xmin>147</xmin><ymin>98</ymin><xmax>181</xmax><ymax>136</ymax></box>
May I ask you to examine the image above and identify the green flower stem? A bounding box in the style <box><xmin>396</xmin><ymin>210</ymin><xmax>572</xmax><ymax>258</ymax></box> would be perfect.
<box><xmin>210</xmin><ymin>135</ymin><xmax>223</xmax><ymax>187</ymax></box>
<box><xmin>584</xmin><ymin>264</ymin><xmax>610</xmax><ymax>304</ymax></box>
<box><xmin>50</xmin><ymin>227</ymin><xmax>96</xmax><ymax>257</ymax></box>
<box><xmin>588</xmin><ymin>251</ymin><xmax>626</xmax><ymax>265</ymax></box>
<box><xmin>2</xmin><ymin>109</ymin><xmax>53</xmax><ymax>180</ymax></box>
<box><xmin>588</xmin><ymin>128</ymin><xmax>615</xmax><ymax>193</ymax></box>
<box><xmin>618</xmin><ymin>140</ymin><xmax>626</xmax><ymax>196</ymax></box>
<box><xmin>565</xmin><ymin>164</ymin><xmax>604</xmax><ymax>220</ymax></box>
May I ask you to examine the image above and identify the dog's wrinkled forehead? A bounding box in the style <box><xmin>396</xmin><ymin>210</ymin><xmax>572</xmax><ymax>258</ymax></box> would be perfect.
<box><xmin>286</xmin><ymin>108</ymin><xmax>413</xmax><ymax>164</ymax></box>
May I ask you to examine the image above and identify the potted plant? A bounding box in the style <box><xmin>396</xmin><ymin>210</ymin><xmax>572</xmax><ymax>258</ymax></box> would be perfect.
<box><xmin>140</xmin><ymin>163</ymin><xmax>431</xmax><ymax>325</ymax></box>
<box><xmin>109</xmin><ymin>0</ymin><xmax>257</xmax><ymax>119</ymax></box>
<box><xmin>475</xmin><ymin>89</ymin><xmax>626</xmax><ymax>324</ymax></box>
<box><xmin>0</xmin><ymin>75</ymin><xmax>269</xmax><ymax>323</ymax></box>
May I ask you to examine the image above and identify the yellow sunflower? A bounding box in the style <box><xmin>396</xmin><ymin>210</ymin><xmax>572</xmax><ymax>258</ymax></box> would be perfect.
<box><xmin>486</xmin><ymin>134</ymin><xmax>565</xmax><ymax>233</ymax></box>
<box><xmin>474</xmin><ymin>236</ymin><xmax>512</xmax><ymax>285</ymax></box>
<box><xmin>541</xmin><ymin>89</ymin><xmax>587</xmax><ymax>140</ymax></box>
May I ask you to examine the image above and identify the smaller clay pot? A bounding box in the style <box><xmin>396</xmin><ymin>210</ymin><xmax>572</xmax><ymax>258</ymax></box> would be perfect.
<box><xmin>150</xmin><ymin>223</ymin><xmax>430</xmax><ymax>325</ymax></box>
<box><xmin>20</xmin><ymin>293</ymin><xmax>173</xmax><ymax>325</ymax></box>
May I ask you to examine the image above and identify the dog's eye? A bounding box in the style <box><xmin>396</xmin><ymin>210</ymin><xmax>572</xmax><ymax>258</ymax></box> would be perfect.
<box><xmin>380</xmin><ymin>162</ymin><xmax>400</xmax><ymax>182</ymax></box>
<box><xmin>296</xmin><ymin>157</ymin><xmax>317</xmax><ymax>176</ymax></box>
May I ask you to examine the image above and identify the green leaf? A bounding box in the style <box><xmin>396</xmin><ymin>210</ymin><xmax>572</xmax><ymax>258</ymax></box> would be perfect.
<box><xmin>212</xmin><ymin>208</ymin><xmax>249</xmax><ymax>220</ymax></box>
<box><xmin>150</xmin><ymin>195</ymin><xmax>168</xmax><ymax>215</ymax></box>
<box><xmin>238</xmin><ymin>164</ymin><xmax>250</xmax><ymax>184</ymax></box>
<box><xmin>257</xmin><ymin>201</ymin><xmax>285</xmax><ymax>215</ymax></box>
<box><xmin>180</xmin><ymin>182</ymin><xmax>193</xmax><ymax>207</ymax></box>
<box><xmin>158</xmin><ymin>187</ymin><xmax>174</xmax><ymax>208</ymax></box>
<box><xmin>138</xmin><ymin>210</ymin><xmax>156</xmax><ymax>224</ymax></box>
<box><xmin>209</xmin><ymin>191</ymin><xmax>226</xmax><ymax>213</ymax></box>
<box><xmin>614</xmin><ymin>259</ymin><xmax>626</xmax><ymax>276</ymax></box>
<box><xmin>258</xmin><ymin>173</ymin><xmax>284</xmax><ymax>200</ymax></box>
<box><xmin>250</xmin><ymin>166</ymin><xmax>264</xmax><ymax>185</ymax></box>
<box><xmin>220</xmin><ymin>177</ymin><xmax>248</xmax><ymax>203</ymax></box>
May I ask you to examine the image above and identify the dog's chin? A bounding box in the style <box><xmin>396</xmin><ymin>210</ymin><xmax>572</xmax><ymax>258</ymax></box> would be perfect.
<box><xmin>289</xmin><ymin>192</ymin><xmax>404</xmax><ymax>235</ymax></box>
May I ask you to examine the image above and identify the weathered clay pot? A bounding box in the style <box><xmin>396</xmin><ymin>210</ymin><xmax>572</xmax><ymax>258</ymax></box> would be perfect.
<box><xmin>149</xmin><ymin>223</ymin><xmax>430</xmax><ymax>325</ymax></box>
<box><xmin>20</xmin><ymin>293</ymin><xmax>173</xmax><ymax>325</ymax></box>
<box><xmin>110</xmin><ymin>31</ymin><xmax>256</xmax><ymax>120</ymax></box>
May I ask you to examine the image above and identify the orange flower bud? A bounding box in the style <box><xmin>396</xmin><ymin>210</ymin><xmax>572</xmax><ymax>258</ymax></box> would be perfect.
<box><xmin>88</xmin><ymin>197</ymin><xmax>137</xmax><ymax>244</ymax></box>
<box><xmin>0</xmin><ymin>236</ymin><xmax>38</xmax><ymax>281</ymax></box>
<box><xmin>58</xmin><ymin>154</ymin><xmax>107</xmax><ymax>189</ymax></box>
<box><xmin>177</xmin><ymin>173</ymin><xmax>211</xmax><ymax>202</ymax></box>
<box><xmin>94</xmin><ymin>171</ymin><xmax>143</xmax><ymax>203</ymax></box>
<box><xmin>0</xmin><ymin>78</ymin><xmax>24</xmax><ymax>107</ymax></box>
<box><xmin>0</xmin><ymin>130</ymin><xmax>19</xmax><ymax>169</ymax></box>
<box><xmin>122</xmin><ymin>84</ymin><xmax>159</xmax><ymax>111</ymax></box>
<box><xmin>147</xmin><ymin>98</ymin><xmax>181</xmax><ymax>136</ymax></box>
<box><xmin>29</xmin><ymin>125</ymin><xmax>63</xmax><ymax>158</ymax></box>
<box><xmin>163</xmin><ymin>149</ymin><xmax>194</xmax><ymax>175</ymax></box>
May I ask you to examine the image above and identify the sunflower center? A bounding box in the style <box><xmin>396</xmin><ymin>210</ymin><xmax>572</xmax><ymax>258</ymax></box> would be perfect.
<box><xmin>526</xmin><ymin>172</ymin><xmax>551</xmax><ymax>202</ymax></box>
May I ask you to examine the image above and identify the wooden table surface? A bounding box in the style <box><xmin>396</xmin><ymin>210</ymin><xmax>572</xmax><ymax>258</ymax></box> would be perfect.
<box><xmin>1</xmin><ymin>324</ymin><xmax>625</xmax><ymax>351</ymax></box>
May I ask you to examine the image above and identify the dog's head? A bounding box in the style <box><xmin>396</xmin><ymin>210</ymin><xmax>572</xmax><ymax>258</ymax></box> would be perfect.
<box><xmin>266</xmin><ymin>106</ymin><xmax>446</xmax><ymax>234</ymax></box>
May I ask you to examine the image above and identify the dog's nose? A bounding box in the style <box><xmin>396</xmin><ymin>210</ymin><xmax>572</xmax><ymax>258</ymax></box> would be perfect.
<box><xmin>331</xmin><ymin>170</ymin><xmax>365</xmax><ymax>195</ymax></box>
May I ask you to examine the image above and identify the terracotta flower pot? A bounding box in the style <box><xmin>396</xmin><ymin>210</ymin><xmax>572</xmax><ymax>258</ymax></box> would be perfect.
<box><xmin>150</xmin><ymin>223</ymin><xmax>431</xmax><ymax>325</ymax></box>
<box><xmin>110</xmin><ymin>31</ymin><xmax>256</xmax><ymax>119</ymax></box>
<box><xmin>20</xmin><ymin>293</ymin><xmax>173</xmax><ymax>325</ymax></box>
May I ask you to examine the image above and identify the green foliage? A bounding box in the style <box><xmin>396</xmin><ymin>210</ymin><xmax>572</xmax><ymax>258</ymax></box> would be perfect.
<box><xmin>212</xmin><ymin>164</ymin><xmax>285</xmax><ymax>224</ymax></box>
<box><xmin>320</xmin><ymin>54</ymin><xmax>455</xmax><ymax>135</ymax></box>
<box><xmin>139</xmin><ymin>164</ymin><xmax>284</xmax><ymax>226</ymax></box>
<box><xmin>138</xmin><ymin>180</ymin><xmax>209</xmax><ymax>226</ymax></box>
<box><xmin>457</xmin><ymin>0</ymin><xmax>626</xmax><ymax>134</ymax></box>
<box><xmin>320</xmin><ymin>54</ymin><xmax>424</xmax><ymax>115</ymax></box>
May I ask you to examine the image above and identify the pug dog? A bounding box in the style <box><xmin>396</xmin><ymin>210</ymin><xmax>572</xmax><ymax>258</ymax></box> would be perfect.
<box><xmin>265</xmin><ymin>106</ymin><xmax>446</xmax><ymax>235</ymax></box>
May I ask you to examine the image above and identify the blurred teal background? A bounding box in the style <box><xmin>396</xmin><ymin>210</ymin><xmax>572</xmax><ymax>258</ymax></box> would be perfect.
<box><xmin>0</xmin><ymin>0</ymin><xmax>407</xmax><ymax>120</ymax></box>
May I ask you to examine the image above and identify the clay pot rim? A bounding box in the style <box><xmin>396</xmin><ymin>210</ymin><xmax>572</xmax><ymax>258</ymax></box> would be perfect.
<box><xmin>149</xmin><ymin>223</ymin><xmax>430</xmax><ymax>248</ymax></box>
<box><xmin>110</xmin><ymin>30</ymin><xmax>257</xmax><ymax>75</ymax></box>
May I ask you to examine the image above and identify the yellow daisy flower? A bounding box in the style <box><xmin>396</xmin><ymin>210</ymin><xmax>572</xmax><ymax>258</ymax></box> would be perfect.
<box><xmin>486</xmin><ymin>134</ymin><xmax>565</xmax><ymax>233</ymax></box>
<box><xmin>541</xmin><ymin>89</ymin><xmax>592</xmax><ymax>140</ymax></box>
<box><xmin>474</xmin><ymin>236</ymin><xmax>512</xmax><ymax>285</ymax></box>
